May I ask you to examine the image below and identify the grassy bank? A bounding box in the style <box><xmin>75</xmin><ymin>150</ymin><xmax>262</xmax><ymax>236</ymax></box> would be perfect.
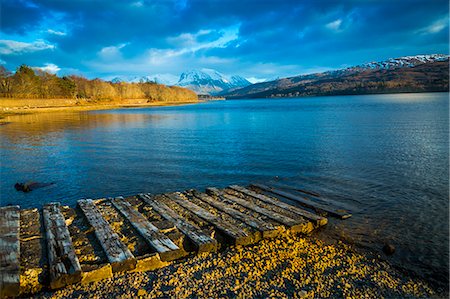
<box><xmin>33</xmin><ymin>234</ymin><xmax>438</xmax><ymax>299</ymax></box>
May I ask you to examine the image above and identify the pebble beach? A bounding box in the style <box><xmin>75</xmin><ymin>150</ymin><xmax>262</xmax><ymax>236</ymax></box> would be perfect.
<box><xmin>33</xmin><ymin>234</ymin><xmax>439</xmax><ymax>299</ymax></box>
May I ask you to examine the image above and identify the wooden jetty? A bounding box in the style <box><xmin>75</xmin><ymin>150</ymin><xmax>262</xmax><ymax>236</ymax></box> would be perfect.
<box><xmin>0</xmin><ymin>184</ymin><xmax>350</xmax><ymax>297</ymax></box>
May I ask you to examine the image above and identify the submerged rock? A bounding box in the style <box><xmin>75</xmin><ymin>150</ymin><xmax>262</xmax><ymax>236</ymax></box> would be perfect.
<box><xmin>383</xmin><ymin>243</ymin><xmax>396</xmax><ymax>255</ymax></box>
<box><xmin>14</xmin><ymin>182</ymin><xmax>54</xmax><ymax>192</ymax></box>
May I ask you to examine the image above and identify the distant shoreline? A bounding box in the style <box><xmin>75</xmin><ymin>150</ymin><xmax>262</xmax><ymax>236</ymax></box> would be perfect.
<box><xmin>0</xmin><ymin>98</ymin><xmax>200</xmax><ymax>120</ymax></box>
<box><xmin>224</xmin><ymin>89</ymin><xmax>449</xmax><ymax>100</ymax></box>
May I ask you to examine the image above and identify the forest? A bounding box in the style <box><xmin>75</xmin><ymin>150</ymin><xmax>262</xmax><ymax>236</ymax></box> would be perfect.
<box><xmin>0</xmin><ymin>65</ymin><xmax>197</xmax><ymax>102</ymax></box>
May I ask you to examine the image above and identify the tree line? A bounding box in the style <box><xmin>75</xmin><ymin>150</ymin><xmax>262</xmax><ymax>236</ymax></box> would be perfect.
<box><xmin>0</xmin><ymin>65</ymin><xmax>197</xmax><ymax>102</ymax></box>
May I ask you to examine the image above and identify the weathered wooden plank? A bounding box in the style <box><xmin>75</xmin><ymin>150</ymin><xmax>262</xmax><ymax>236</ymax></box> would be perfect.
<box><xmin>139</xmin><ymin>194</ymin><xmax>217</xmax><ymax>254</ymax></box>
<box><xmin>191</xmin><ymin>190</ymin><xmax>282</xmax><ymax>239</ymax></box>
<box><xmin>206</xmin><ymin>188</ymin><xmax>312</xmax><ymax>233</ymax></box>
<box><xmin>164</xmin><ymin>192</ymin><xmax>254</xmax><ymax>246</ymax></box>
<box><xmin>0</xmin><ymin>206</ymin><xmax>20</xmax><ymax>298</ymax></box>
<box><xmin>251</xmin><ymin>184</ymin><xmax>352</xmax><ymax>219</ymax></box>
<box><xmin>77</xmin><ymin>199</ymin><xmax>136</xmax><ymax>272</ymax></box>
<box><xmin>228</xmin><ymin>185</ymin><xmax>328</xmax><ymax>226</ymax></box>
<box><xmin>19</xmin><ymin>208</ymin><xmax>47</xmax><ymax>295</ymax></box>
<box><xmin>110</xmin><ymin>197</ymin><xmax>185</xmax><ymax>262</ymax></box>
<box><xmin>42</xmin><ymin>203</ymin><xmax>82</xmax><ymax>289</ymax></box>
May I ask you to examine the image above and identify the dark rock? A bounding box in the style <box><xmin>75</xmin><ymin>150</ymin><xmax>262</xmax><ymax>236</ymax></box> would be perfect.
<box><xmin>14</xmin><ymin>182</ymin><xmax>54</xmax><ymax>193</ymax></box>
<box><xmin>383</xmin><ymin>243</ymin><xmax>395</xmax><ymax>255</ymax></box>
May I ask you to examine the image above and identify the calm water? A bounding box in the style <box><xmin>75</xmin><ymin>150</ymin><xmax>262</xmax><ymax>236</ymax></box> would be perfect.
<box><xmin>1</xmin><ymin>93</ymin><xmax>448</xmax><ymax>287</ymax></box>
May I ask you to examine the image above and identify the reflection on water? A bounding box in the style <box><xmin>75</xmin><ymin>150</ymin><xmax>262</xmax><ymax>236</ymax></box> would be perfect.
<box><xmin>0</xmin><ymin>93</ymin><xmax>448</xmax><ymax>289</ymax></box>
<box><xmin>1</xmin><ymin>111</ymin><xmax>167</xmax><ymax>144</ymax></box>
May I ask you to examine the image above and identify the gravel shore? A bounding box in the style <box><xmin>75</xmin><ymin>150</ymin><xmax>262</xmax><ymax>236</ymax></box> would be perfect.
<box><xmin>32</xmin><ymin>234</ymin><xmax>438</xmax><ymax>298</ymax></box>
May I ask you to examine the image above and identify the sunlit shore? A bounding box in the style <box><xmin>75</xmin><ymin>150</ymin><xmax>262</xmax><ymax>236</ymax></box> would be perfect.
<box><xmin>0</xmin><ymin>98</ymin><xmax>199</xmax><ymax>120</ymax></box>
<box><xmin>34</xmin><ymin>235</ymin><xmax>436</xmax><ymax>299</ymax></box>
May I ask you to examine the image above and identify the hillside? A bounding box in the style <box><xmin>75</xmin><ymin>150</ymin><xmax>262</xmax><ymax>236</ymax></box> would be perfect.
<box><xmin>222</xmin><ymin>55</ymin><xmax>449</xmax><ymax>99</ymax></box>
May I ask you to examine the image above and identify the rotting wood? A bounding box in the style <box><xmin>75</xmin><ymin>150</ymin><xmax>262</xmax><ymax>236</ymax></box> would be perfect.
<box><xmin>206</xmin><ymin>188</ymin><xmax>312</xmax><ymax>233</ymax></box>
<box><xmin>228</xmin><ymin>185</ymin><xmax>328</xmax><ymax>226</ymax></box>
<box><xmin>164</xmin><ymin>192</ymin><xmax>254</xmax><ymax>246</ymax></box>
<box><xmin>60</xmin><ymin>206</ymin><xmax>112</xmax><ymax>285</ymax></box>
<box><xmin>251</xmin><ymin>184</ymin><xmax>352</xmax><ymax>219</ymax></box>
<box><xmin>77</xmin><ymin>199</ymin><xmax>136</xmax><ymax>272</ymax></box>
<box><xmin>139</xmin><ymin>194</ymin><xmax>217</xmax><ymax>254</ymax></box>
<box><xmin>0</xmin><ymin>206</ymin><xmax>20</xmax><ymax>298</ymax></box>
<box><xmin>19</xmin><ymin>208</ymin><xmax>47</xmax><ymax>295</ymax></box>
<box><xmin>110</xmin><ymin>197</ymin><xmax>185</xmax><ymax>262</ymax></box>
<box><xmin>191</xmin><ymin>190</ymin><xmax>282</xmax><ymax>239</ymax></box>
<box><xmin>42</xmin><ymin>203</ymin><xmax>82</xmax><ymax>289</ymax></box>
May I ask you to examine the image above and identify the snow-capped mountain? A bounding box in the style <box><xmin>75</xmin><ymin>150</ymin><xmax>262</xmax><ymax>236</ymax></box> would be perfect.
<box><xmin>351</xmin><ymin>54</ymin><xmax>449</xmax><ymax>71</ymax></box>
<box><xmin>108</xmin><ymin>69</ymin><xmax>251</xmax><ymax>94</ymax></box>
<box><xmin>223</xmin><ymin>54</ymin><xmax>449</xmax><ymax>98</ymax></box>
<box><xmin>176</xmin><ymin>69</ymin><xmax>251</xmax><ymax>94</ymax></box>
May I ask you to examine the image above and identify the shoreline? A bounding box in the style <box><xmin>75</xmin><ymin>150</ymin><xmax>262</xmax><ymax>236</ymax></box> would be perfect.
<box><xmin>0</xmin><ymin>99</ymin><xmax>200</xmax><ymax>121</ymax></box>
<box><xmin>33</xmin><ymin>234</ymin><xmax>439</xmax><ymax>299</ymax></box>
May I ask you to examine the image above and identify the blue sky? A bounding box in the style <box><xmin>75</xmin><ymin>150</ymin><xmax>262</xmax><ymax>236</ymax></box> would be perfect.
<box><xmin>1</xmin><ymin>0</ymin><xmax>448</xmax><ymax>82</ymax></box>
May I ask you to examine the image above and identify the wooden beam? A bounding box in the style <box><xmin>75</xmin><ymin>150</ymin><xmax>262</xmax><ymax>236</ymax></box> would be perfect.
<box><xmin>228</xmin><ymin>185</ymin><xmax>328</xmax><ymax>226</ymax></box>
<box><xmin>19</xmin><ymin>208</ymin><xmax>47</xmax><ymax>295</ymax></box>
<box><xmin>0</xmin><ymin>206</ymin><xmax>20</xmax><ymax>298</ymax></box>
<box><xmin>139</xmin><ymin>194</ymin><xmax>217</xmax><ymax>254</ymax></box>
<box><xmin>42</xmin><ymin>203</ymin><xmax>82</xmax><ymax>289</ymax></box>
<box><xmin>191</xmin><ymin>191</ymin><xmax>282</xmax><ymax>239</ymax></box>
<box><xmin>206</xmin><ymin>188</ymin><xmax>312</xmax><ymax>233</ymax></box>
<box><xmin>164</xmin><ymin>192</ymin><xmax>254</xmax><ymax>246</ymax></box>
<box><xmin>77</xmin><ymin>199</ymin><xmax>136</xmax><ymax>272</ymax></box>
<box><xmin>251</xmin><ymin>184</ymin><xmax>352</xmax><ymax>219</ymax></box>
<box><xmin>110</xmin><ymin>197</ymin><xmax>185</xmax><ymax>262</ymax></box>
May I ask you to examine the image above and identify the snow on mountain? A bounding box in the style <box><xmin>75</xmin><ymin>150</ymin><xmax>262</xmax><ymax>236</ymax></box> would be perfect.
<box><xmin>176</xmin><ymin>69</ymin><xmax>251</xmax><ymax>94</ymax></box>
<box><xmin>352</xmin><ymin>54</ymin><xmax>449</xmax><ymax>71</ymax></box>
<box><xmin>108</xmin><ymin>69</ymin><xmax>250</xmax><ymax>94</ymax></box>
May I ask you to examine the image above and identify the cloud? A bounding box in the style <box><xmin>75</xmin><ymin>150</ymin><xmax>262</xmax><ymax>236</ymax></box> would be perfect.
<box><xmin>131</xmin><ymin>1</ymin><xmax>143</xmax><ymax>8</ymax></box>
<box><xmin>47</xmin><ymin>29</ymin><xmax>66</xmax><ymax>36</ymax></box>
<box><xmin>98</xmin><ymin>43</ymin><xmax>128</xmax><ymax>59</ymax></box>
<box><xmin>0</xmin><ymin>0</ymin><xmax>448</xmax><ymax>80</ymax></box>
<box><xmin>326</xmin><ymin>19</ymin><xmax>342</xmax><ymax>31</ymax></box>
<box><xmin>0</xmin><ymin>39</ymin><xmax>55</xmax><ymax>55</ymax></box>
<box><xmin>32</xmin><ymin>63</ymin><xmax>60</xmax><ymax>73</ymax></box>
<box><xmin>417</xmin><ymin>16</ymin><xmax>449</xmax><ymax>34</ymax></box>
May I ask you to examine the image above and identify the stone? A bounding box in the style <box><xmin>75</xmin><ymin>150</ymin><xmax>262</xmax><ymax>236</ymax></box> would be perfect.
<box><xmin>382</xmin><ymin>243</ymin><xmax>395</xmax><ymax>255</ymax></box>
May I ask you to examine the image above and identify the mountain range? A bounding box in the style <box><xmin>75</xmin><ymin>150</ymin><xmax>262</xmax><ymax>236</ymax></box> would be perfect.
<box><xmin>109</xmin><ymin>54</ymin><xmax>448</xmax><ymax>98</ymax></box>
<box><xmin>110</xmin><ymin>69</ymin><xmax>251</xmax><ymax>95</ymax></box>
<box><xmin>222</xmin><ymin>54</ymin><xmax>449</xmax><ymax>98</ymax></box>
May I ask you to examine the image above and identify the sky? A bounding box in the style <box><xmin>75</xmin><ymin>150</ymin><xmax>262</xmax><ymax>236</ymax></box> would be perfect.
<box><xmin>1</xmin><ymin>0</ymin><xmax>448</xmax><ymax>83</ymax></box>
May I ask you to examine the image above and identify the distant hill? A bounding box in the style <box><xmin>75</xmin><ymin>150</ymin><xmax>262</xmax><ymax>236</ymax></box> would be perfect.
<box><xmin>222</xmin><ymin>54</ymin><xmax>449</xmax><ymax>99</ymax></box>
<box><xmin>176</xmin><ymin>69</ymin><xmax>251</xmax><ymax>95</ymax></box>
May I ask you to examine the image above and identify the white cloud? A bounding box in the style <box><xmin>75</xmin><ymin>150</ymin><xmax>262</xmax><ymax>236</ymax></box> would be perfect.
<box><xmin>98</xmin><ymin>43</ymin><xmax>128</xmax><ymax>59</ymax></box>
<box><xmin>131</xmin><ymin>1</ymin><xmax>144</xmax><ymax>7</ymax></box>
<box><xmin>47</xmin><ymin>29</ymin><xmax>66</xmax><ymax>36</ymax></box>
<box><xmin>326</xmin><ymin>19</ymin><xmax>342</xmax><ymax>31</ymax></box>
<box><xmin>0</xmin><ymin>39</ymin><xmax>55</xmax><ymax>55</ymax></box>
<box><xmin>148</xmin><ymin>26</ymin><xmax>239</xmax><ymax>65</ymax></box>
<box><xmin>32</xmin><ymin>63</ymin><xmax>61</xmax><ymax>74</ymax></box>
<box><xmin>417</xmin><ymin>16</ymin><xmax>448</xmax><ymax>34</ymax></box>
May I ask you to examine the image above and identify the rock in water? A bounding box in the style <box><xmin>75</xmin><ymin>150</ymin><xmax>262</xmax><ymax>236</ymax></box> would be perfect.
<box><xmin>14</xmin><ymin>182</ymin><xmax>54</xmax><ymax>192</ymax></box>
<box><xmin>383</xmin><ymin>243</ymin><xmax>395</xmax><ymax>255</ymax></box>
